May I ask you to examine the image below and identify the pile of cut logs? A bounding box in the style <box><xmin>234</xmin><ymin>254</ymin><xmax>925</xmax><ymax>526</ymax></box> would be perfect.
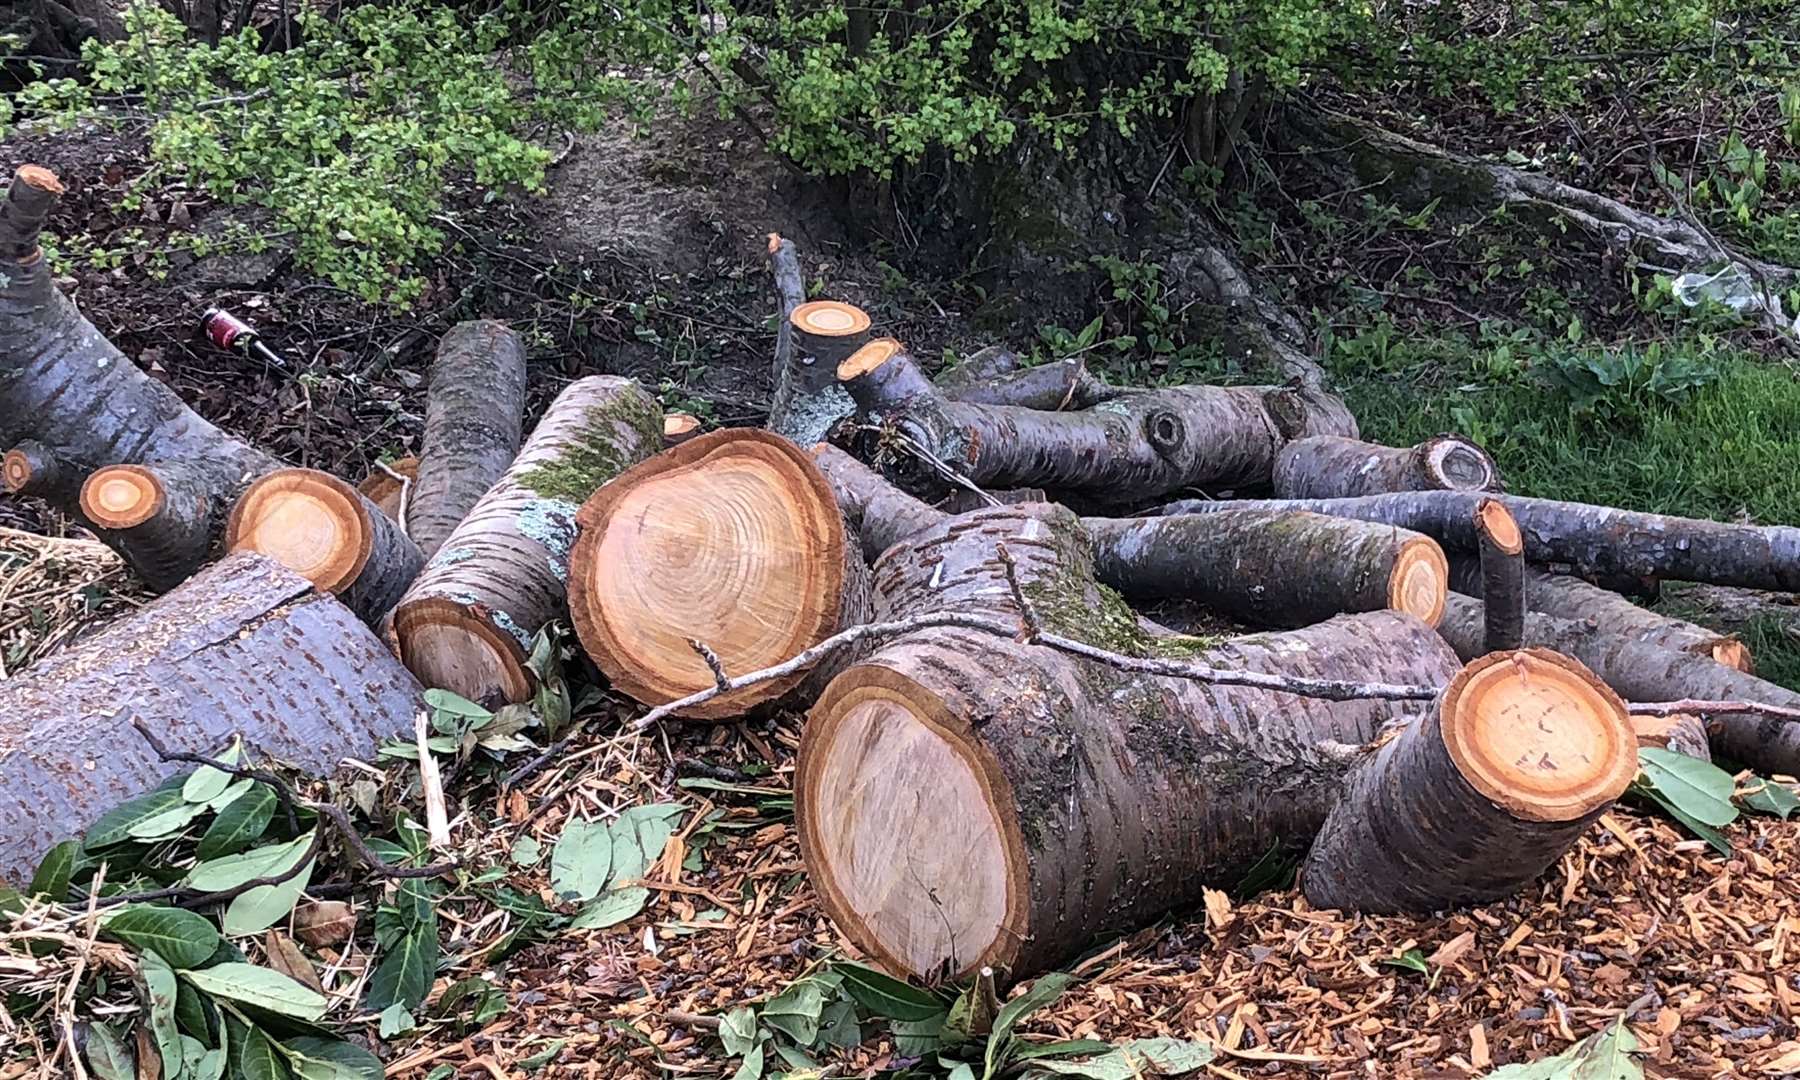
<box><xmin>4</xmin><ymin>166</ymin><xmax>1799</xmax><ymax>984</ymax></box>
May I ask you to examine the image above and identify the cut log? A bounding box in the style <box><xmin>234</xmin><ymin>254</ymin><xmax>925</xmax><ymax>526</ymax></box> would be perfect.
<box><xmin>1273</xmin><ymin>434</ymin><xmax>1500</xmax><ymax>498</ymax></box>
<box><xmin>389</xmin><ymin>376</ymin><xmax>662</xmax><ymax>705</ymax></box>
<box><xmin>0</xmin><ymin>552</ymin><xmax>424</xmax><ymax>884</ymax></box>
<box><xmin>1518</xmin><ymin>570</ymin><xmax>1752</xmax><ymax>672</ymax></box>
<box><xmin>765</xmin><ymin>233</ymin><xmax>868</xmax><ymax>445</ymax></box>
<box><xmin>797</xmin><ymin>501</ymin><xmax>1461</xmax><ymax>980</ymax></box>
<box><xmin>409</xmin><ymin>320</ymin><xmax>529</xmax><ymax>558</ymax></box>
<box><xmin>569</xmin><ymin>429</ymin><xmax>872</xmax><ymax>718</ymax></box>
<box><xmin>1082</xmin><ymin>511</ymin><xmax>1448</xmax><ymax>628</ymax></box>
<box><xmin>79</xmin><ymin>463</ymin><xmax>221</xmax><ymax>591</ymax></box>
<box><xmin>227</xmin><ymin>468</ymin><xmax>425</xmax><ymax>624</ymax></box>
<box><xmin>811</xmin><ymin>443</ymin><xmax>947</xmax><ymax>562</ymax></box>
<box><xmin>358</xmin><ymin>456</ymin><xmax>419</xmax><ymax>522</ymax></box>
<box><xmin>939</xmin><ymin>358</ymin><xmax>1115</xmax><ymax>410</ymax></box>
<box><xmin>1475</xmin><ymin>498</ymin><xmax>1525</xmax><ymax>652</ymax></box>
<box><xmin>838</xmin><ymin>339</ymin><xmax>1358</xmax><ymax>502</ymax></box>
<box><xmin>1158</xmin><ymin>491</ymin><xmax>1800</xmax><ymax>593</ymax></box>
<box><xmin>1435</xmin><ymin>593</ymin><xmax>1800</xmax><ymax>776</ymax></box>
<box><xmin>3</xmin><ymin>439</ymin><xmax>83</xmax><ymax>507</ymax></box>
<box><xmin>1632</xmin><ymin>714</ymin><xmax>1711</xmax><ymax>760</ymax></box>
<box><xmin>0</xmin><ymin>166</ymin><xmax>281</xmax><ymax>580</ymax></box>
<box><xmin>1301</xmin><ymin>649</ymin><xmax>1634</xmax><ymax>914</ymax></box>
<box><xmin>662</xmin><ymin>413</ymin><xmax>702</xmax><ymax>446</ymax></box>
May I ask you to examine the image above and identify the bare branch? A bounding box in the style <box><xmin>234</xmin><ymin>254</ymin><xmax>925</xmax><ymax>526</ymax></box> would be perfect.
<box><xmin>994</xmin><ymin>542</ymin><xmax>1042</xmax><ymax>643</ymax></box>
<box><xmin>688</xmin><ymin>638</ymin><xmax>731</xmax><ymax>691</ymax></box>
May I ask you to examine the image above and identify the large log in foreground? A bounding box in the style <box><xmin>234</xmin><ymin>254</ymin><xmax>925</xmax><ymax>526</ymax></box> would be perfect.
<box><xmin>0</xmin><ymin>166</ymin><xmax>280</xmax><ymax>578</ymax></box>
<box><xmin>569</xmin><ymin>430</ymin><xmax>872</xmax><ymax>718</ymax></box>
<box><xmin>409</xmin><ymin>320</ymin><xmax>529</xmax><ymax>558</ymax></box>
<box><xmin>227</xmin><ymin>468</ymin><xmax>426</xmax><ymax>624</ymax></box>
<box><xmin>389</xmin><ymin>376</ymin><xmax>662</xmax><ymax>705</ymax></box>
<box><xmin>1435</xmin><ymin>593</ymin><xmax>1800</xmax><ymax>776</ymax></box>
<box><xmin>1158</xmin><ymin>491</ymin><xmax>1800</xmax><ymax>592</ymax></box>
<box><xmin>0</xmin><ymin>553</ymin><xmax>425</xmax><ymax>883</ymax></box>
<box><xmin>798</xmin><ymin>501</ymin><xmax>1464</xmax><ymax>981</ymax></box>
<box><xmin>1303</xmin><ymin>649</ymin><xmax>1634</xmax><ymax>913</ymax></box>
<box><xmin>1273</xmin><ymin>434</ymin><xmax>1501</xmax><ymax>498</ymax></box>
<box><xmin>837</xmin><ymin>340</ymin><xmax>1357</xmax><ymax>502</ymax></box>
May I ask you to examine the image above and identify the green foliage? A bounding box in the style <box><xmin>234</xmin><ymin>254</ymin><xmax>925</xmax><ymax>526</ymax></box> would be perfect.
<box><xmin>1478</xmin><ymin>1018</ymin><xmax>1640</xmax><ymax>1079</ymax></box>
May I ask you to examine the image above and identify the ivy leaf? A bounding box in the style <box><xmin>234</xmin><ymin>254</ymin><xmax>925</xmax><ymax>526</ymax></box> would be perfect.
<box><xmin>29</xmin><ymin>839</ymin><xmax>80</xmax><ymax>901</ymax></box>
<box><xmin>183</xmin><ymin>739</ymin><xmax>243</xmax><ymax>804</ymax></box>
<box><xmin>186</xmin><ymin>834</ymin><xmax>315</xmax><ymax>892</ymax></box>
<box><xmin>279</xmin><ymin>1037</ymin><xmax>384</xmax><ymax>1080</ymax></box>
<box><xmin>719</xmin><ymin>1007</ymin><xmax>759</xmax><ymax>1057</ymax></box>
<box><xmin>84</xmin><ymin>1021</ymin><xmax>136</xmax><ymax>1080</ymax></box>
<box><xmin>365</xmin><ymin>922</ymin><xmax>438</xmax><ymax>1011</ymax></box>
<box><xmin>102</xmin><ymin>905</ymin><xmax>222</xmax><ymax>969</ymax></box>
<box><xmin>179</xmin><ymin>964</ymin><xmax>328</xmax><ymax>1021</ymax></box>
<box><xmin>835</xmin><ymin>962</ymin><xmax>948</xmax><ymax>1021</ymax></box>
<box><xmin>198</xmin><ymin>784</ymin><xmax>278</xmax><ymax>860</ymax></box>
<box><xmin>549</xmin><ymin>819</ymin><xmax>612</xmax><ymax>902</ymax></box>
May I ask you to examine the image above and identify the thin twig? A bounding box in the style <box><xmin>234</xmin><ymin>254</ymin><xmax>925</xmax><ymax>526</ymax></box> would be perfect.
<box><xmin>994</xmin><ymin>543</ymin><xmax>1041</xmax><ymax>643</ymax></box>
<box><xmin>1626</xmin><ymin>699</ymin><xmax>1800</xmax><ymax>724</ymax></box>
<box><xmin>376</xmin><ymin>458</ymin><xmax>414</xmax><ymax>539</ymax></box>
<box><xmin>130</xmin><ymin>720</ymin><xmax>299</xmax><ymax>833</ymax></box>
<box><xmin>414</xmin><ymin>710</ymin><xmax>452</xmax><ymax>851</ymax></box>
<box><xmin>688</xmin><ymin>639</ymin><xmax>731</xmax><ymax>691</ymax></box>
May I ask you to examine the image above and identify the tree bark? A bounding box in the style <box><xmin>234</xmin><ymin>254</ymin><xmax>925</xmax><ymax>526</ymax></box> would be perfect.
<box><xmin>811</xmin><ymin>443</ymin><xmax>947</xmax><ymax>562</ymax></box>
<box><xmin>933</xmin><ymin>345</ymin><xmax>1020</xmax><ymax>392</ymax></box>
<box><xmin>838</xmin><ymin>340</ymin><xmax>1357</xmax><ymax>503</ymax></box>
<box><xmin>1505</xmin><ymin>569</ymin><xmax>1753</xmax><ymax>672</ymax></box>
<box><xmin>409</xmin><ymin>320</ymin><xmax>529</xmax><ymax>558</ymax></box>
<box><xmin>1273</xmin><ymin>434</ymin><xmax>1500</xmax><ymax>499</ymax></box>
<box><xmin>764</xmin><ymin>234</ymin><xmax>867</xmax><ymax>445</ymax></box>
<box><xmin>1301</xmin><ymin>649</ymin><xmax>1634</xmax><ymax>914</ymax></box>
<box><xmin>1475</xmin><ymin>498</ymin><xmax>1525</xmax><ymax>652</ymax></box>
<box><xmin>0</xmin><ymin>166</ymin><xmax>281</xmax><ymax>582</ymax></box>
<box><xmin>1082</xmin><ymin>511</ymin><xmax>1448</xmax><ymax>629</ymax></box>
<box><xmin>1435</xmin><ymin>593</ymin><xmax>1800</xmax><ymax>776</ymax></box>
<box><xmin>568</xmin><ymin>429</ymin><xmax>872</xmax><ymax>718</ymax></box>
<box><xmin>1159</xmin><ymin>491</ymin><xmax>1800</xmax><ymax>593</ymax></box>
<box><xmin>3</xmin><ymin>439</ymin><xmax>84</xmax><ymax>508</ymax></box>
<box><xmin>388</xmin><ymin>376</ymin><xmax>662</xmax><ymax>706</ymax></box>
<box><xmin>79</xmin><ymin>462</ymin><xmax>223</xmax><ymax>591</ymax></box>
<box><xmin>226</xmin><ymin>468</ymin><xmax>424</xmax><ymax>625</ymax></box>
<box><xmin>797</xmin><ymin>501</ymin><xmax>1462</xmax><ymax>981</ymax></box>
<box><xmin>0</xmin><ymin>552</ymin><xmax>424</xmax><ymax>884</ymax></box>
<box><xmin>939</xmin><ymin>358</ymin><xmax>1116</xmax><ymax>410</ymax></box>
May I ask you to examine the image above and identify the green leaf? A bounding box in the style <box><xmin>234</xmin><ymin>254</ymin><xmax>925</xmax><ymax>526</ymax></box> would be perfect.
<box><xmin>835</xmin><ymin>962</ymin><xmax>948</xmax><ymax>1021</ymax></box>
<box><xmin>1380</xmin><ymin>948</ymin><xmax>1430</xmax><ymax>974</ymax></box>
<box><xmin>425</xmin><ymin>688</ymin><xmax>492</xmax><ymax>720</ymax></box>
<box><xmin>1014</xmin><ymin>1040</ymin><xmax>1116</xmax><ymax>1060</ymax></box>
<box><xmin>1480</xmin><ymin>1018</ymin><xmax>1641</xmax><ymax>1078</ymax></box>
<box><xmin>180</xmin><ymin>1035</ymin><xmax>211</xmax><ymax>1079</ymax></box>
<box><xmin>183</xmin><ymin>740</ymin><xmax>243</xmax><ymax>804</ymax></box>
<box><xmin>608</xmin><ymin>804</ymin><xmax>684</xmax><ymax>883</ymax></box>
<box><xmin>1735</xmin><ymin>776</ymin><xmax>1800</xmax><ymax>819</ymax></box>
<box><xmin>86</xmin><ymin>779</ymin><xmax>189</xmax><ymax>848</ymax></box>
<box><xmin>761</xmin><ymin>981</ymin><xmax>824</xmax><ymax>1045</ymax></box>
<box><xmin>103</xmin><ymin>906</ymin><xmax>222</xmax><ymax>969</ymax></box>
<box><xmin>84</xmin><ymin>1021</ymin><xmax>136</xmax><ymax>1080</ymax></box>
<box><xmin>719</xmin><ymin>1007</ymin><xmax>759</xmax><ymax>1057</ymax></box>
<box><xmin>139</xmin><ymin>950</ymin><xmax>186</xmax><ymax>1080</ymax></box>
<box><xmin>1631</xmin><ymin>781</ymin><xmax>1733</xmax><ymax>855</ymax></box>
<box><xmin>179</xmin><ymin>964</ymin><xmax>328</xmax><ymax>1021</ymax></box>
<box><xmin>127</xmin><ymin>799</ymin><xmax>212</xmax><ymax>842</ymax></box>
<box><xmin>225</xmin><ymin>857</ymin><xmax>315</xmax><ymax>936</ymax></box>
<box><xmin>365</xmin><ymin>922</ymin><xmax>438</xmax><ymax>1011</ymax></box>
<box><xmin>279</xmin><ymin>1037</ymin><xmax>384</xmax><ymax>1080</ymax></box>
<box><xmin>186</xmin><ymin>834</ymin><xmax>315</xmax><ymax>892</ymax></box>
<box><xmin>987</xmin><ymin>973</ymin><xmax>1074</xmax><ymax>1080</ymax></box>
<box><xmin>509</xmin><ymin>835</ymin><xmax>543</xmax><ymax>866</ymax></box>
<box><xmin>233</xmin><ymin>1023</ymin><xmax>291</xmax><ymax>1080</ymax></box>
<box><xmin>569</xmin><ymin>886</ymin><xmax>648</xmax><ymax>929</ymax></box>
<box><xmin>378</xmin><ymin>1004</ymin><xmax>417</xmax><ymax>1039</ymax></box>
<box><xmin>177</xmin><ymin>979</ymin><xmax>216</xmax><ymax>1040</ymax></box>
<box><xmin>890</xmin><ymin>1013</ymin><xmax>949</xmax><ymax>1056</ymax></box>
<box><xmin>947</xmin><ymin>1065</ymin><xmax>975</xmax><ymax>1080</ymax></box>
<box><xmin>549</xmin><ymin>819</ymin><xmax>612</xmax><ymax>902</ymax></box>
<box><xmin>730</xmin><ymin>1042</ymin><xmax>764</xmax><ymax>1080</ymax></box>
<box><xmin>1637</xmin><ymin>748</ymin><xmax>1739</xmax><ymax>827</ymax></box>
<box><xmin>817</xmin><ymin>998</ymin><xmax>862</xmax><ymax>1049</ymax></box>
<box><xmin>198</xmin><ymin>785</ymin><xmax>278</xmax><ymax>860</ymax></box>
<box><xmin>30</xmin><ymin>839</ymin><xmax>80</xmax><ymax>901</ymax></box>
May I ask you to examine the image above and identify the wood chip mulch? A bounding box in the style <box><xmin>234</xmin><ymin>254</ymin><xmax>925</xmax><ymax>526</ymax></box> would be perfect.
<box><xmin>0</xmin><ymin>525</ymin><xmax>146</xmax><ymax>677</ymax></box>
<box><xmin>380</xmin><ymin>720</ymin><xmax>1800</xmax><ymax>1080</ymax></box>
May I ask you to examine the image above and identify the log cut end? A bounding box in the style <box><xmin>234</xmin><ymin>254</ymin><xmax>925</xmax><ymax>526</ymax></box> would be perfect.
<box><xmin>662</xmin><ymin>413</ymin><xmax>701</xmax><ymax>446</ymax></box>
<box><xmin>1425</xmin><ymin>435</ymin><xmax>1501</xmax><ymax>492</ymax></box>
<box><xmin>799</xmin><ymin>665</ymin><xmax>1023</xmax><ymax>979</ymax></box>
<box><xmin>12</xmin><ymin>165</ymin><xmax>64</xmax><ymax>196</ymax></box>
<box><xmin>390</xmin><ymin>598</ymin><xmax>534</xmax><ymax>705</ymax></box>
<box><xmin>838</xmin><ymin>337</ymin><xmax>902</xmax><ymax>381</ymax></box>
<box><xmin>569</xmin><ymin>429</ymin><xmax>857</xmax><ymax>717</ymax></box>
<box><xmin>226</xmin><ymin>469</ymin><xmax>373</xmax><ymax>593</ymax></box>
<box><xmin>1389</xmin><ymin>537</ymin><xmax>1451</xmax><ymax>626</ymax></box>
<box><xmin>358</xmin><ymin>457</ymin><xmax>419</xmax><ymax>521</ymax></box>
<box><xmin>79</xmin><ymin>465</ymin><xmax>167</xmax><ymax>529</ymax></box>
<box><xmin>1475</xmin><ymin>497</ymin><xmax>1523</xmax><ymax>555</ymax></box>
<box><xmin>1440</xmin><ymin>649</ymin><xmax>1636</xmax><ymax>822</ymax></box>
<box><xmin>1710</xmin><ymin>638</ymin><xmax>1754</xmax><ymax>673</ymax></box>
<box><xmin>2</xmin><ymin>447</ymin><xmax>41</xmax><ymax>493</ymax></box>
<box><xmin>791</xmin><ymin>300</ymin><xmax>871</xmax><ymax>341</ymax></box>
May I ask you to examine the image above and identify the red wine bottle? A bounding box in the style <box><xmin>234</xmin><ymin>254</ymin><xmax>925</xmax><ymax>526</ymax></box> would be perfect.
<box><xmin>200</xmin><ymin>307</ymin><xmax>288</xmax><ymax>369</ymax></box>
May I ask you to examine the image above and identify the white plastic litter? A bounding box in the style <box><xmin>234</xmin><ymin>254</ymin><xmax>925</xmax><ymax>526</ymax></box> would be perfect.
<box><xmin>1671</xmin><ymin>265</ymin><xmax>1800</xmax><ymax>337</ymax></box>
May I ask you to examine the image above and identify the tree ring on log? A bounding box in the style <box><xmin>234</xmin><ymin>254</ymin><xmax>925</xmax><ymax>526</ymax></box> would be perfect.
<box><xmin>1475</xmin><ymin>497</ymin><xmax>1523</xmax><ymax>555</ymax></box>
<box><xmin>1</xmin><ymin>448</ymin><xmax>36</xmax><ymax>493</ymax></box>
<box><xmin>1142</xmin><ymin>410</ymin><xmax>1187</xmax><ymax>458</ymax></box>
<box><xmin>799</xmin><ymin>669</ymin><xmax>1030</xmax><ymax>978</ymax></box>
<box><xmin>1425</xmin><ymin>436</ymin><xmax>1500</xmax><ymax>492</ymax></box>
<box><xmin>1389</xmin><ymin>537</ymin><xmax>1450</xmax><ymax>626</ymax></box>
<box><xmin>792</xmin><ymin>300</ymin><xmax>872</xmax><ymax>342</ymax></box>
<box><xmin>662</xmin><ymin>413</ymin><xmax>701</xmax><ymax>445</ymax></box>
<box><xmin>390</xmin><ymin>597</ymin><xmax>534</xmax><ymax>704</ymax></box>
<box><xmin>837</xmin><ymin>337</ymin><xmax>902</xmax><ymax>381</ymax></box>
<box><xmin>570</xmin><ymin>428</ymin><xmax>856</xmax><ymax>717</ymax></box>
<box><xmin>1438</xmin><ymin>649</ymin><xmax>1635</xmax><ymax>822</ymax></box>
<box><xmin>227</xmin><ymin>470</ymin><xmax>374</xmax><ymax>594</ymax></box>
<box><xmin>78</xmin><ymin>465</ymin><xmax>168</xmax><ymax>529</ymax></box>
<box><xmin>358</xmin><ymin>456</ymin><xmax>419</xmax><ymax>521</ymax></box>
